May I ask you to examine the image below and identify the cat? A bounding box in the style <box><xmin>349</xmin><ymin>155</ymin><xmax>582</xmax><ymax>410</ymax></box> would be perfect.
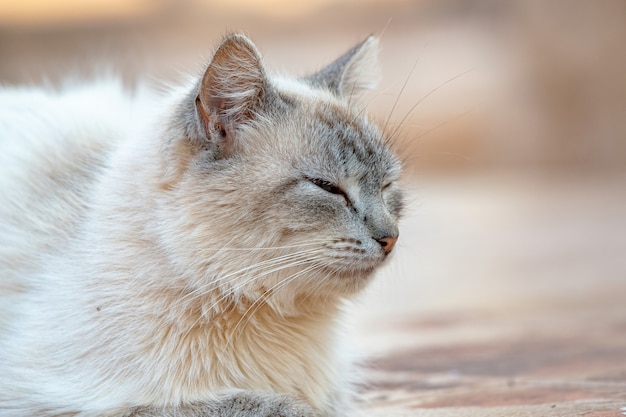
<box><xmin>0</xmin><ymin>33</ymin><xmax>403</xmax><ymax>417</ymax></box>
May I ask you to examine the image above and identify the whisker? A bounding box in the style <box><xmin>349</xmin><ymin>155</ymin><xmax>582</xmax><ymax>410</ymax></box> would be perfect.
<box><xmin>382</xmin><ymin>55</ymin><xmax>421</xmax><ymax>135</ymax></box>
<box><xmin>388</xmin><ymin>68</ymin><xmax>475</xmax><ymax>143</ymax></box>
<box><xmin>179</xmin><ymin>234</ymin><xmax>240</xmax><ymax>295</ymax></box>
<box><xmin>176</xmin><ymin>246</ymin><xmax>324</xmax><ymax>300</ymax></box>
<box><xmin>209</xmin><ymin>262</ymin><xmax>322</xmax><ymax>348</ymax></box>
<box><xmin>397</xmin><ymin>108</ymin><xmax>475</xmax><ymax>168</ymax></box>
<box><xmin>379</xmin><ymin>17</ymin><xmax>393</xmax><ymax>42</ymax></box>
<box><xmin>380</xmin><ymin>38</ymin><xmax>430</xmax><ymax>137</ymax></box>
<box><xmin>292</xmin><ymin>262</ymin><xmax>342</xmax><ymax>306</ymax></box>
<box><xmin>177</xmin><ymin>255</ymin><xmax>324</xmax><ymax>342</ymax></box>
<box><xmin>221</xmin><ymin>261</ymin><xmax>328</xmax><ymax>353</ymax></box>
<box><xmin>202</xmin><ymin>240</ymin><xmax>329</xmax><ymax>252</ymax></box>
<box><xmin>209</xmin><ymin>249</ymin><xmax>324</xmax><ymax>286</ymax></box>
<box><xmin>236</xmin><ymin>256</ymin><xmax>347</xmax><ymax>334</ymax></box>
<box><xmin>174</xmin><ymin>249</ymin><xmax>325</xmax><ymax>313</ymax></box>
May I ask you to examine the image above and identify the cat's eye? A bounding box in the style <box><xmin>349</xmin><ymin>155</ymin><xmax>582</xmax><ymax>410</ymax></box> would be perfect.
<box><xmin>305</xmin><ymin>177</ymin><xmax>350</xmax><ymax>203</ymax></box>
<box><xmin>307</xmin><ymin>177</ymin><xmax>344</xmax><ymax>195</ymax></box>
<box><xmin>382</xmin><ymin>182</ymin><xmax>393</xmax><ymax>191</ymax></box>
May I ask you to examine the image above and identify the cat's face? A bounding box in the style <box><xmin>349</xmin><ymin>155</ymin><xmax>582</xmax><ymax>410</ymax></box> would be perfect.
<box><xmin>161</xmin><ymin>35</ymin><xmax>402</xmax><ymax>304</ymax></box>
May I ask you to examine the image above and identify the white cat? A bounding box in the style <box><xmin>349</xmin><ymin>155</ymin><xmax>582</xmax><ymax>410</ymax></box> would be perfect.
<box><xmin>0</xmin><ymin>34</ymin><xmax>403</xmax><ymax>417</ymax></box>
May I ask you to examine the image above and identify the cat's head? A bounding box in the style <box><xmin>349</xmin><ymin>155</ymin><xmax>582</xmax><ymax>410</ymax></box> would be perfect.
<box><xmin>160</xmin><ymin>34</ymin><xmax>403</xmax><ymax>309</ymax></box>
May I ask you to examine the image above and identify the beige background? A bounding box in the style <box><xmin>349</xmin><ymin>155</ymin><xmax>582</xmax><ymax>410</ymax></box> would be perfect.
<box><xmin>2</xmin><ymin>0</ymin><xmax>626</xmax><ymax>172</ymax></box>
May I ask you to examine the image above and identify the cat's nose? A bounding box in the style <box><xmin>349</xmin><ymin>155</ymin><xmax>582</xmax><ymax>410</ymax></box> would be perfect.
<box><xmin>375</xmin><ymin>235</ymin><xmax>398</xmax><ymax>254</ymax></box>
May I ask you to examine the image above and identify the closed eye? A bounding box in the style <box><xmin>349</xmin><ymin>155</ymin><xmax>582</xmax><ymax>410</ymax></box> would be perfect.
<box><xmin>305</xmin><ymin>177</ymin><xmax>351</xmax><ymax>204</ymax></box>
<box><xmin>308</xmin><ymin>177</ymin><xmax>342</xmax><ymax>194</ymax></box>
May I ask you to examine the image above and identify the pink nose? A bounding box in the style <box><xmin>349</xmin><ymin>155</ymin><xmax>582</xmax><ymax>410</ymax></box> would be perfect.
<box><xmin>375</xmin><ymin>236</ymin><xmax>398</xmax><ymax>254</ymax></box>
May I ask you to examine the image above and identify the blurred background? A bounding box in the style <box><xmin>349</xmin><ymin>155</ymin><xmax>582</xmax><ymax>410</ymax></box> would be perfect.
<box><xmin>2</xmin><ymin>0</ymin><xmax>626</xmax><ymax>173</ymax></box>
<box><xmin>2</xmin><ymin>0</ymin><xmax>625</xmax><ymax>378</ymax></box>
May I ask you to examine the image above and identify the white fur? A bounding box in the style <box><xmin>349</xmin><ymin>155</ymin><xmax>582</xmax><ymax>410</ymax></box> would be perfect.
<box><xmin>0</xmin><ymin>80</ymin><xmax>348</xmax><ymax>416</ymax></box>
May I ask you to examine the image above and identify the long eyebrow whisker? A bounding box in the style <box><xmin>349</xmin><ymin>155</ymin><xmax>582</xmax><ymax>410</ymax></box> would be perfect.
<box><xmin>388</xmin><ymin>68</ymin><xmax>474</xmax><ymax>142</ymax></box>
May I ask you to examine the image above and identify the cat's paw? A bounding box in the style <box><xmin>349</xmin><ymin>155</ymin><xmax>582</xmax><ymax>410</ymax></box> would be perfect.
<box><xmin>216</xmin><ymin>391</ymin><xmax>318</xmax><ymax>417</ymax></box>
<box><xmin>124</xmin><ymin>392</ymin><xmax>319</xmax><ymax>417</ymax></box>
<box><xmin>620</xmin><ymin>405</ymin><xmax>626</xmax><ymax>415</ymax></box>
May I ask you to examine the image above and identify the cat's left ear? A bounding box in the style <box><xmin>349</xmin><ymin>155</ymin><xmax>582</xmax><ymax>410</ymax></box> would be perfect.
<box><xmin>306</xmin><ymin>36</ymin><xmax>381</xmax><ymax>98</ymax></box>
<box><xmin>195</xmin><ymin>34</ymin><xmax>268</xmax><ymax>156</ymax></box>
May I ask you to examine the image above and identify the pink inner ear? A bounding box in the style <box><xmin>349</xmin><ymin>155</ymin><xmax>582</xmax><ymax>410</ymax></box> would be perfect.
<box><xmin>195</xmin><ymin>93</ymin><xmax>236</xmax><ymax>158</ymax></box>
<box><xmin>195</xmin><ymin>95</ymin><xmax>213</xmax><ymax>138</ymax></box>
<box><xmin>197</xmin><ymin>34</ymin><xmax>267</xmax><ymax>129</ymax></box>
<box><xmin>193</xmin><ymin>35</ymin><xmax>270</xmax><ymax>159</ymax></box>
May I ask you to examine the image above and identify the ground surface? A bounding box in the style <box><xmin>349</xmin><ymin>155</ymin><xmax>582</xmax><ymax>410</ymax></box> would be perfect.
<box><xmin>351</xmin><ymin>174</ymin><xmax>626</xmax><ymax>416</ymax></box>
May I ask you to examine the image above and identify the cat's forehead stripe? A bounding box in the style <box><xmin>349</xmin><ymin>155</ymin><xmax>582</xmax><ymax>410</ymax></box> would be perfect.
<box><xmin>313</xmin><ymin>105</ymin><xmax>384</xmax><ymax>172</ymax></box>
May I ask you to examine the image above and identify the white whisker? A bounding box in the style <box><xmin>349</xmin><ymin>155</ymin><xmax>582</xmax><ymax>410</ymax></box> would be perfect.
<box><xmin>172</xmin><ymin>247</ymin><xmax>326</xmax><ymax>308</ymax></box>
<box><xmin>172</xmin><ymin>247</ymin><xmax>327</xmax><ymax>315</ymax></box>
<box><xmin>220</xmin><ymin>261</ymin><xmax>329</xmax><ymax>353</ymax></box>
<box><xmin>389</xmin><ymin>68</ymin><xmax>474</xmax><ymax>142</ymax></box>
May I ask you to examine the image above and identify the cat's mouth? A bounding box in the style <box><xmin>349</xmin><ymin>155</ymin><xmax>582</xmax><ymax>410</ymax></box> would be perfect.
<box><xmin>329</xmin><ymin>251</ymin><xmax>385</xmax><ymax>269</ymax></box>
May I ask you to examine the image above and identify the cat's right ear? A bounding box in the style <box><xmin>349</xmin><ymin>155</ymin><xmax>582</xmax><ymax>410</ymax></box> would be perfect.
<box><xmin>306</xmin><ymin>36</ymin><xmax>381</xmax><ymax>99</ymax></box>
<box><xmin>195</xmin><ymin>34</ymin><xmax>268</xmax><ymax>157</ymax></box>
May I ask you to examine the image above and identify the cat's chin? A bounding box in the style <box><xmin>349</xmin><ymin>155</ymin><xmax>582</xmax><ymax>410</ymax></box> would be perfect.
<box><xmin>318</xmin><ymin>264</ymin><xmax>382</xmax><ymax>295</ymax></box>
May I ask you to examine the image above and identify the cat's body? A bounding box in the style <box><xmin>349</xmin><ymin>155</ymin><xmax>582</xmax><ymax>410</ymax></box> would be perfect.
<box><xmin>0</xmin><ymin>35</ymin><xmax>402</xmax><ymax>417</ymax></box>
